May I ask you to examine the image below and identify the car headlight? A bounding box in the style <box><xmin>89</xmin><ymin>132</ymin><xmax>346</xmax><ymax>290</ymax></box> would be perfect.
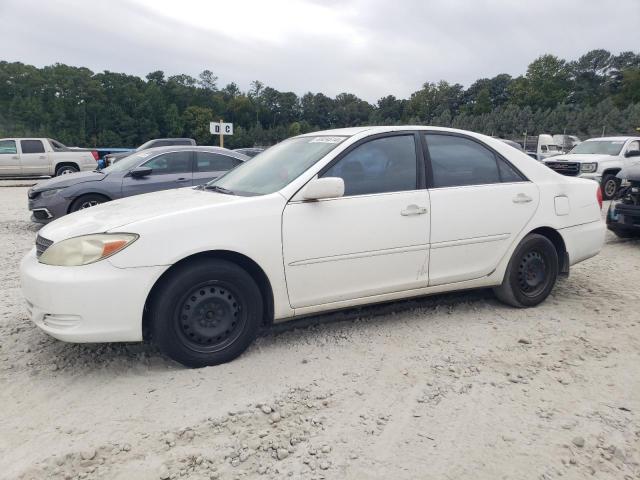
<box><xmin>40</xmin><ymin>187</ymin><xmax>67</xmax><ymax>198</ymax></box>
<box><xmin>39</xmin><ymin>233</ymin><xmax>139</xmax><ymax>266</ymax></box>
<box><xmin>580</xmin><ymin>162</ymin><xmax>598</xmax><ymax>173</ymax></box>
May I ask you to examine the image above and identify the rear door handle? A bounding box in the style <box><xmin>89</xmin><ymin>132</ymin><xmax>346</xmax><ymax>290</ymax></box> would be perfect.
<box><xmin>513</xmin><ymin>193</ymin><xmax>533</xmax><ymax>204</ymax></box>
<box><xmin>401</xmin><ymin>204</ymin><xmax>428</xmax><ymax>216</ymax></box>
<box><xmin>176</xmin><ymin>178</ymin><xmax>190</xmax><ymax>182</ymax></box>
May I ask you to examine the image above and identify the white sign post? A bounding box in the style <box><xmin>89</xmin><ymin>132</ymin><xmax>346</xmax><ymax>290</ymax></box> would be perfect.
<box><xmin>210</xmin><ymin>120</ymin><xmax>233</xmax><ymax>148</ymax></box>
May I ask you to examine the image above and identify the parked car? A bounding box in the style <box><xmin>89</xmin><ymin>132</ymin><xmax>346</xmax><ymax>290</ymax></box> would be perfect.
<box><xmin>27</xmin><ymin>146</ymin><xmax>247</xmax><ymax>223</ymax></box>
<box><xmin>544</xmin><ymin>136</ymin><xmax>640</xmax><ymax>200</ymax></box>
<box><xmin>606</xmin><ymin>165</ymin><xmax>640</xmax><ymax>238</ymax></box>
<box><xmin>233</xmin><ymin>147</ymin><xmax>266</xmax><ymax>158</ymax></box>
<box><xmin>21</xmin><ymin>126</ymin><xmax>605</xmax><ymax>367</ymax></box>
<box><xmin>0</xmin><ymin>138</ymin><xmax>98</xmax><ymax>177</ymax></box>
<box><xmin>104</xmin><ymin>138</ymin><xmax>196</xmax><ymax>165</ymax></box>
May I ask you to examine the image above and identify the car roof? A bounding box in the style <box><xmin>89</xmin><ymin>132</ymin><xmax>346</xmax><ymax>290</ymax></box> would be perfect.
<box><xmin>585</xmin><ymin>136</ymin><xmax>640</xmax><ymax>142</ymax></box>
<box><xmin>138</xmin><ymin>145</ymin><xmax>248</xmax><ymax>159</ymax></box>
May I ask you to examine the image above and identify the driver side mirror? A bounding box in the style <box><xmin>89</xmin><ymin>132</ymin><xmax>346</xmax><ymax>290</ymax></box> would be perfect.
<box><xmin>130</xmin><ymin>166</ymin><xmax>152</xmax><ymax>178</ymax></box>
<box><xmin>625</xmin><ymin>150</ymin><xmax>640</xmax><ymax>158</ymax></box>
<box><xmin>302</xmin><ymin>177</ymin><xmax>345</xmax><ymax>201</ymax></box>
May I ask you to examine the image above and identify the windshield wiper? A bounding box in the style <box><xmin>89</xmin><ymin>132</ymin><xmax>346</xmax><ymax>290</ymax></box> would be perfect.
<box><xmin>204</xmin><ymin>184</ymin><xmax>235</xmax><ymax>195</ymax></box>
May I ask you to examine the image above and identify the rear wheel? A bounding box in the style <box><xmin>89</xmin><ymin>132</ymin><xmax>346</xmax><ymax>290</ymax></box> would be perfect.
<box><xmin>601</xmin><ymin>174</ymin><xmax>620</xmax><ymax>200</ymax></box>
<box><xmin>69</xmin><ymin>193</ymin><xmax>108</xmax><ymax>212</ymax></box>
<box><xmin>494</xmin><ymin>234</ymin><xmax>559</xmax><ymax>308</ymax></box>
<box><xmin>150</xmin><ymin>259</ymin><xmax>263</xmax><ymax>368</ymax></box>
<box><xmin>55</xmin><ymin>164</ymin><xmax>79</xmax><ymax>176</ymax></box>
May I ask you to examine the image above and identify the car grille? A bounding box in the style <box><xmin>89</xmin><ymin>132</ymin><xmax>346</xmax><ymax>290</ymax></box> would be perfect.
<box><xmin>545</xmin><ymin>161</ymin><xmax>580</xmax><ymax>176</ymax></box>
<box><xmin>35</xmin><ymin>235</ymin><xmax>53</xmax><ymax>258</ymax></box>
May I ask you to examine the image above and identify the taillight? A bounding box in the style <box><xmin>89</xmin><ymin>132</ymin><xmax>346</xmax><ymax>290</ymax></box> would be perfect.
<box><xmin>596</xmin><ymin>186</ymin><xmax>603</xmax><ymax>210</ymax></box>
<box><xmin>91</xmin><ymin>150</ymin><xmax>99</xmax><ymax>161</ymax></box>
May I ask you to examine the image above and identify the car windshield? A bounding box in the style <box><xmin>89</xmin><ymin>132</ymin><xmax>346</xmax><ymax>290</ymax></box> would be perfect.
<box><xmin>101</xmin><ymin>151</ymin><xmax>156</xmax><ymax>173</ymax></box>
<box><xmin>571</xmin><ymin>140</ymin><xmax>625</xmax><ymax>155</ymax></box>
<box><xmin>207</xmin><ymin>136</ymin><xmax>347</xmax><ymax>195</ymax></box>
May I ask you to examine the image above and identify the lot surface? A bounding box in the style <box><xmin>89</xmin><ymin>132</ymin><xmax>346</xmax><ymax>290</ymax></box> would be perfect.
<box><xmin>0</xmin><ymin>185</ymin><xmax>639</xmax><ymax>480</ymax></box>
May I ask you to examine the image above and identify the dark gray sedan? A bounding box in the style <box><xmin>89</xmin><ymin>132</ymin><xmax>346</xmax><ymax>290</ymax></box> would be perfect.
<box><xmin>28</xmin><ymin>146</ymin><xmax>248</xmax><ymax>223</ymax></box>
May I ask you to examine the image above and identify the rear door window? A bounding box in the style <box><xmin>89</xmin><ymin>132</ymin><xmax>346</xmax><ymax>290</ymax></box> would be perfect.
<box><xmin>143</xmin><ymin>151</ymin><xmax>192</xmax><ymax>175</ymax></box>
<box><xmin>20</xmin><ymin>140</ymin><xmax>45</xmax><ymax>154</ymax></box>
<box><xmin>195</xmin><ymin>152</ymin><xmax>242</xmax><ymax>172</ymax></box>
<box><xmin>425</xmin><ymin>134</ymin><xmax>523</xmax><ymax>187</ymax></box>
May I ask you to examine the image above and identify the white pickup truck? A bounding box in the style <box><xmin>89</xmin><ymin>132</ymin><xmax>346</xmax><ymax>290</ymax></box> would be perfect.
<box><xmin>544</xmin><ymin>136</ymin><xmax>640</xmax><ymax>200</ymax></box>
<box><xmin>0</xmin><ymin>138</ymin><xmax>98</xmax><ymax>177</ymax></box>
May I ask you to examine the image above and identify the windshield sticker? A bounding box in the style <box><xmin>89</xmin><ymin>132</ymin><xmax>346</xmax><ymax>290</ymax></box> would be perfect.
<box><xmin>611</xmin><ymin>141</ymin><xmax>624</xmax><ymax>144</ymax></box>
<box><xmin>309</xmin><ymin>136</ymin><xmax>344</xmax><ymax>144</ymax></box>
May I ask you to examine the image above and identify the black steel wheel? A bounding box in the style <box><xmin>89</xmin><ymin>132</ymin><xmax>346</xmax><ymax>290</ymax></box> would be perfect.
<box><xmin>175</xmin><ymin>282</ymin><xmax>245</xmax><ymax>353</ymax></box>
<box><xmin>150</xmin><ymin>258</ymin><xmax>263</xmax><ymax>367</ymax></box>
<box><xmin>494</xmin><ymin>233</ymin><xmax>559</xmax><ymax>307</ymax></box>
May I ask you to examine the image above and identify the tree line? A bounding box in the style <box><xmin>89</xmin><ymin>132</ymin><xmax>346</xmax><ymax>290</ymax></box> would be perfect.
<box><xmin>0</xmin><ymin>49</ymin><xmax>639</xmax><ymax>149</ymax></box>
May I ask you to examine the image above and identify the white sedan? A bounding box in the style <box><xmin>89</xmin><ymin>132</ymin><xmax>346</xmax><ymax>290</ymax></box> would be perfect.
<box><xmin>21</xmin><ymin>127</ymin><xmax>606</xmax><ymax>367</ymax></box>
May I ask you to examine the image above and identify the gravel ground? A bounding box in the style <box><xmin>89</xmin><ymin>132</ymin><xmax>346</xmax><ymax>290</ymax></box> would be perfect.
<box><xmin>1</xmin><ymin>186</ymin><xmax>639</xmax><ymax>480</ymax></box>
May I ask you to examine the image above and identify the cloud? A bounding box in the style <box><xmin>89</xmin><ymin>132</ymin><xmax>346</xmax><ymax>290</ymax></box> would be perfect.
<box><xmin>0</xmin><ymin>0</ymin><xmax>638</xmax><ymax>102</ymax></box>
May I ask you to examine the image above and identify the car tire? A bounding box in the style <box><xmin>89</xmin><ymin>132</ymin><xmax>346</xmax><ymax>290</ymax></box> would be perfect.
<box><xmin>150</xmin><ymin>259</ymin><xmax>263</xmax><ymax>368</ymax></box>
<box><xmin>601</xmin><ymin>174</ymin><xmax>620</xmax><ymax>201</ymax></box>
<box><xmin>69</xmin><ymin>193</ymin><xmax>109</xmax><ymax>212</ymax></box>
<box><xmin>55</xmin><ymin>164</ymin><xmax>79</xmax><ymax>176</ymax></box>
<box><xmin>493</xmin><ymin>234</ymin><xmax>559</xmax><ymax>308</ymax></box>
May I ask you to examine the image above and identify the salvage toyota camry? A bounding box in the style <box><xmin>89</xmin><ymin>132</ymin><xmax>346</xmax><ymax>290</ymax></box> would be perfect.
<box><xmin>21</xmin><ymin>127</ymin><xmax>606</xmax><ymax>367</ymax></box>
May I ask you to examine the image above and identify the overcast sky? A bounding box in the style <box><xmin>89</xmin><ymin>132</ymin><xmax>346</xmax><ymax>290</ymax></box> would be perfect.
<box><xmin>1</xmin><ymin>0</ymin><xmax>638</xmax><ymax>102</ymax></box>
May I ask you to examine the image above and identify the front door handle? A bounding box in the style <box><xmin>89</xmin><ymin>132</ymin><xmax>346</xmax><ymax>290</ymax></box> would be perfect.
<box><xmin>11</xmin><ymin>155</ymin><xmax>19</xmax><ymax>160</ymax></box>
<box><xmin>401</xmin><ymin>204</ymin><xmax>428</xmax><ymax>216</ymax></box>
<box><xmin>513</xmin><ymin>193</ymin><xmax>533</xmax><ymax>204</ymax></box>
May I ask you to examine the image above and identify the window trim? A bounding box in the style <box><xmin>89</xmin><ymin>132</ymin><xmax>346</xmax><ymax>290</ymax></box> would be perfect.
<box><xmin>315</xmin><ymin>131</ymin><xmax>426</xmax><ymax>198</ymax></box>
<box><xmin>422</xmin><ymin>131</ymin><xmax>528</xmax><ymax>189</ymax></box>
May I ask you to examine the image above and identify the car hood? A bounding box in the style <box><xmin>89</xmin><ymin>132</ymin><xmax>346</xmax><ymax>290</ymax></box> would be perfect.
<box><xmin>38</xmin><ymin>187</ymin><xmax>244</xmax><ymax>242</ymax></box>
<box><xmin>32</xmin><ymin>171</ymin><xmax>106</xmax><ymax>192</ymax></box>
<box><xmin>545</xmin><ymin>154</ymin><xmax>616</xmax><ymax>163</ymax></box>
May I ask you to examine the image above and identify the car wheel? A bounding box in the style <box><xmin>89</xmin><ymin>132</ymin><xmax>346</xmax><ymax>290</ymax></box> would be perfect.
<box><xmin>69</xmin><ymin>194</ymin><xmax>108</xmax><ymax>212</ymax></box>
<box><xmin>601</xmin><ymin>174</ymin><xmax>619</xmax><ymax>201</ymax></box>
<box><xmin>55</xmin><ymin>164</ymin><xmax>79</xmax><ymax>176</ymax></box>
<box><xmin>493</xmin><ymin>234</ymin><xmax>559</xmax><ymax>308</ymax></box>
<box><xmin>150</xmin><ymin>259</ymin><xmax>263</xmax><ymax>368</ymax></box>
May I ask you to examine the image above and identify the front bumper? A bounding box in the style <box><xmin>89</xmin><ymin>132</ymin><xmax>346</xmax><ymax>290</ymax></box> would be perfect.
<box><xmin>607</xmin><ymin>201</ymin><xmax>640</xmax><ymax>232</ymax></box>
<box><xmin>28</xmin><ymin>191</ymin><xmax>72</xmax><ymax>224</ymax></box>
<box><xmin>20</xmin><ymin>249</ymin><xmax>167</xmax><ymax>343</ymax></box>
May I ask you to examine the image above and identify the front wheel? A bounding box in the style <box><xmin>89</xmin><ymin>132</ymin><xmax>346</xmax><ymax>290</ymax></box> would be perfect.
<box><xmin>494</xmin><ymin>234</ymin><xmax>559</xmax><ymax>308</ymax></box>
<box><xmin>150</xmin><ymin>259</ymin><xmax>263</xmax><ymax>368</ymax></box>
<box><xmin>601</xmin><ymin>174</ymin><xmax>620</xmax><ymax>201</ymax></box>
<box><xmin>69</xmin><ymin>193</ymin><xmax>108</xmax><ymax>212</ymax></box>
